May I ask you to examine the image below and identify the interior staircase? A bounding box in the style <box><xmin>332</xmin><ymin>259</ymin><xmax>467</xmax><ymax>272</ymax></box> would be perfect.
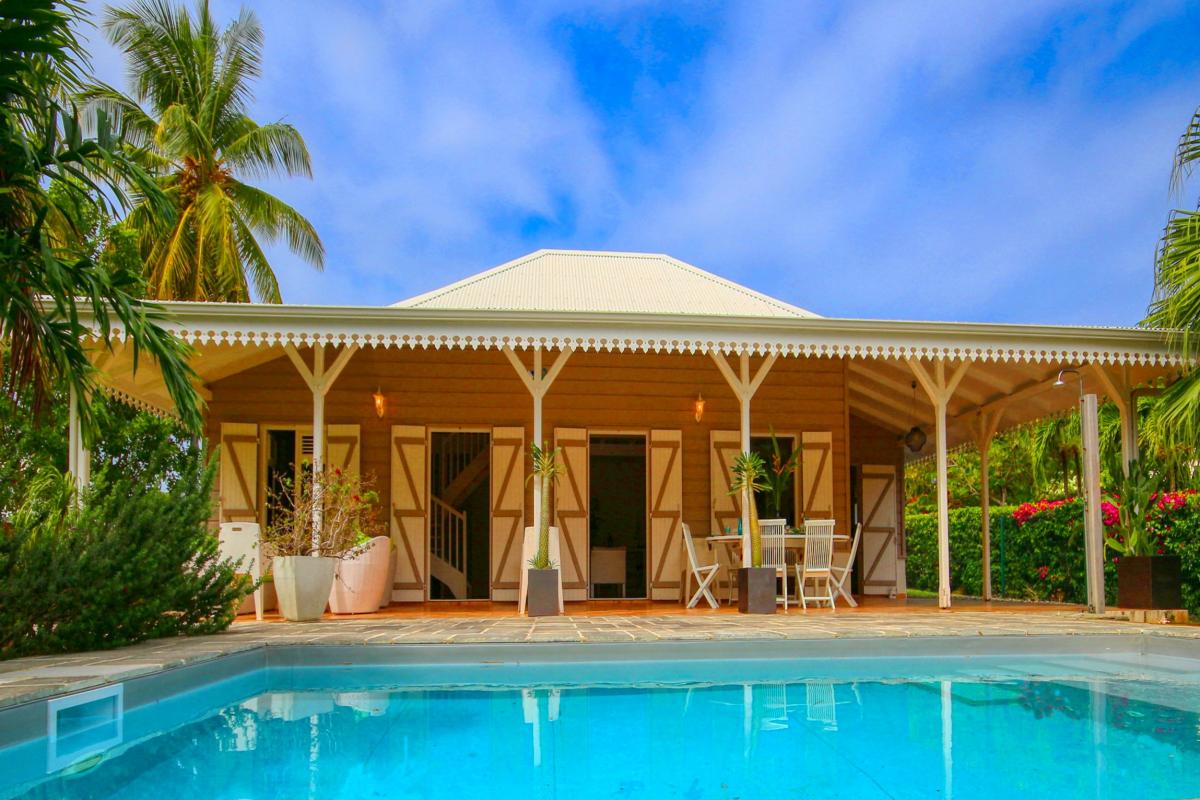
<box><xmin>429</xmin><ymin>433</ymin><xmax>489</xmax><ymax>599</ymax></box>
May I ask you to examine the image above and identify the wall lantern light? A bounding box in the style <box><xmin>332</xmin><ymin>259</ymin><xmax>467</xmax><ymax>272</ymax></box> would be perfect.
<box><xmin>693</xmin><ymin>392</ymin><xmax>706</xmax><ymax>423</ymax></box>
<box><xmin>372</xmin><ymin>387</ymin><xmax>386</xmax><ymax>419</ymax></box>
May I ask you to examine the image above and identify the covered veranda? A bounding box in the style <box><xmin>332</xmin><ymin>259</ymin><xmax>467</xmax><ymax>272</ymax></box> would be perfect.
<box><xmin>79</xmin><ymin>296</ymin><xmax>1180</xmax><ymax>613</ymax></box>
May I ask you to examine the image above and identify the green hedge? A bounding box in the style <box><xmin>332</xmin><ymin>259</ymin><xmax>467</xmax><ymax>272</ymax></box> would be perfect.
<box><xmin>906</xmin><ymin>495</ymin><xmax>1200</xmax><ymax>614</ymax></box>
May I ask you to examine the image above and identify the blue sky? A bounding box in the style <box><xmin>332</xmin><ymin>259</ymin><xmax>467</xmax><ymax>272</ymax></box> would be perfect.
<box><xmin>82</xmin><ymin>1</ymin><xmax>1200</xmax><ymax>324</ymax></box>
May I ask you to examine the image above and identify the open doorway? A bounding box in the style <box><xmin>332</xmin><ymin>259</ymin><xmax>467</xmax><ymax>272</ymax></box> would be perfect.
<box><xmin>588</xmin><ymin>434</ymin><xmax>647</xmax><ymax>598</ymax></box>
<box><xmin>263</xmin><ymin>427</ymin><xmax>306</xmax><ymax>531</ymax></box>
<box><xmin>429</xmin><ymin>431</ymin><xmax>490</xmax><ymax>600</ymax></box>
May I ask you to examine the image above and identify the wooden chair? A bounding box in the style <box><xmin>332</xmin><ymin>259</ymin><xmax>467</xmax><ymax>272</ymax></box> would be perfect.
<box><xmin>682</xmin><ymin>523</ymin><xmax>720</xmax><ymax>609</ymax></box>
<box><xmin>760</xmin><ymin>518</ymin><xmax>789</xmax><ymax>610</ymax></box>
<box><xmin>795</xmin><ymin>519</ymin><xmax>836</xmax><ymax>610</ymax></box>
<box><xmin>219</xmin><ymin>522</ymin><xmax>263</xmax><ymax>620</ymax></box>
<box><xmin>830</xmin><ymin>523</ymin><xmax>862</xmax><ymax>607</ymax></box>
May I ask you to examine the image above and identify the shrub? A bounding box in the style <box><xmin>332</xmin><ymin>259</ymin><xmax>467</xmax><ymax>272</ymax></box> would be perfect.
<box><xmin>0</xmin><ymin>442</ymin><xmax>251</xmax><ymax>660</ymax></box>
<box><xmin>907</xmin><ymin>493</ymin><xmax>1200</xmax><ymax>615</ymax></box>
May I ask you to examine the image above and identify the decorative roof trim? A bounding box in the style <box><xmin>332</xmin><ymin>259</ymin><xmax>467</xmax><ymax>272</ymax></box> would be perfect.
<box><xmin>79</xmin><ymin>302</ymin><xmax>1185</xmax><ymax>367</ymax></box>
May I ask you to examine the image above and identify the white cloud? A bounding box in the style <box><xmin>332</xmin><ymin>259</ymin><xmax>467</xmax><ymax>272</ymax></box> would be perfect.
<box><xmin>76</xmin><ymin>0</ymin><xmax>1200</xmax><ymax>324</ymax></box>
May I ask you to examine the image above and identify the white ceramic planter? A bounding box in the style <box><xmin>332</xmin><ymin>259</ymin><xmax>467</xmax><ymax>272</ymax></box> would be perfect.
<box><xmin>381</xmin><ymin>542</ymin><xmax>396</xmax><ymax>609</ymax></box>
<box><xmin>329</xmin><ymin>536</ymin><xmax>391</xmax><ymax>614</ymax></box>
<box><xmin>273</xmin><ymin>555</ymin><xmax>337</xmax><ymax>621</ymax></box>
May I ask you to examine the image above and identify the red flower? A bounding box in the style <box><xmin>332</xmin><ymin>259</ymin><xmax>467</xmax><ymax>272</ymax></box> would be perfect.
<box><xmin>1157</xmin><ymin>547</ymin><xmax>1165</xmax><ymax>555</ymax></box>
<box><xmin>1037</xmin><ymin>566</ymin><xmax>1050</xmax><ymax>580</ymax></box>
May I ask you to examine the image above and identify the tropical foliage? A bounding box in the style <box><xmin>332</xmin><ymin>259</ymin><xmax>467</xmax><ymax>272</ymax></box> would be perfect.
<box><xmin>761</xmin><ymin>427</ymin><xmax>800</xmax><ymax>520</ymax></box>
<box><xmin>1105</xmin><ymin>460</ymin><xmax>1162</xmax><ymax>557</ymax></box>
<box><xmin>906</xmin><ymin>394</ymin><xmax>1200</xmax><ymax>514</ymax></box>
<box><xmin>85</xmin><ymin>0</ymin><xmax>323</xmax><ymax>302</ymax></box>
<box><xmin>0</xmin><ymin>422</ymin><xmax>249</xmax><ymax>659</ymax></box>
<box><xmin>0</xmin><ymin>0</ymin><xmax>200</xmax><ymax>432</ymax></box>
<box><xmin>1147</xmin><ymin>104</ymin><xmax>1200</xmax><ymax>440</ymax></box>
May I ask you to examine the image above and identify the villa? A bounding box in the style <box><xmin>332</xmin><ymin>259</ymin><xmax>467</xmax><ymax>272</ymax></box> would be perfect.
<box><xmin>81</xmin><ymin>249</ymin><xmax>1180</xmax><ymax>610</ymax></box>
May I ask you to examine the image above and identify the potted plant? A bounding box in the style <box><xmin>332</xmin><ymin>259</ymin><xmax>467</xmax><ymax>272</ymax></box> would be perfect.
<box><xmin>262</xmin><ymin>466</ymin><xmax>363</xmax><ymax>621</ymax></box>
<box><xmin>326</xmin><ymin>474</ymin><xmax>389</xmax><ymax>614</ymax></box>
<box><xmin>525</xmin><ymin>442</ymin><xmax>564</xmax><ymax>616</ymax></box>
<box><xmin>763</xmin><ymin>426</ymin><xmax>800</xmax><ymax>523</ymax></box>
<box><xmin>1107</xmin><ymin>459</ymin><xmax>1183</xmax><ymax>609</ymax></box>
<box><xmin>729</xmin><ymin>451</ymin><xmax>775</xmax><ymax>614</ymax></box>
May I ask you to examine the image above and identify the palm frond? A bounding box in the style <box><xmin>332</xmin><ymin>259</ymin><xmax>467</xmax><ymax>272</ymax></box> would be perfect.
<box><xmin>221</xmin><ymin>119</ymin><xmax>311</xmax><ymax>178</ymax></box>
<box><xmin>228</xmin><ymin>179</ymin><xmax>323</xmax><ymax>267</ymax></box>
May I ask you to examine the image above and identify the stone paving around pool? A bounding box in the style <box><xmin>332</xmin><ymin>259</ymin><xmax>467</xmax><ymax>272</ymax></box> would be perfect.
<box><xmin>2</xmin><ymin>611</ymin><xmax>1197</xmax><ymax>711</ymax></box>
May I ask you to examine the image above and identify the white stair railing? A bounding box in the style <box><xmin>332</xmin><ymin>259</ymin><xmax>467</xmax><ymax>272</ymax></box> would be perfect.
<box><xmin>430</xmin><ymin>496</ymin><xmax>468</xmax><ymax>598</ymax></box>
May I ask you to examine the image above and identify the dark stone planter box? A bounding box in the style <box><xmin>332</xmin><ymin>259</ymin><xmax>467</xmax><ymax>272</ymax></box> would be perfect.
<box><xmin>738</xmin><ymin>567</ymin><xmax>777</xmax><ymax>614</ymax></box>
<box><xmin>1117</xmin><ymin>556</ymin><xmax>1182</xmax><ymax>609</ymax></box>
<box><xmin>526</xmin><ymin>568</ymin><xmax>561</xmax><ymax>617</ymax></box>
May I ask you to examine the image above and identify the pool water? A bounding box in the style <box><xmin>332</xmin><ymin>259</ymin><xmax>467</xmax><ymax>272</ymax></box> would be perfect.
<box><xmin>4</xmin><ymin>655</ymin><xmax>1200</xmax><ymax>799</ymax></box>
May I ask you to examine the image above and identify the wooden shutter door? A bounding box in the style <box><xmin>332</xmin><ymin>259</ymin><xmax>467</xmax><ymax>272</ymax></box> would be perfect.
<box><xmin>801</xmin><ymin>431</ymin><xmax>834</xmax><ymax>519</ymax></box>
<box><xmin>710</xmin><ymin>430</ymin><xmax>741</xmax><ymax>537</ymax></box>
<box><xmin>219</xmin><ymin>422</ymin><xmax>258</xmax><ymax>523</ymax></box>
<box><xmin>325</xmin><ymin>424</ymin><xmax>361</xmax><ymax>475</ymax></box>
<box><xmin>390</xmin><ymin>425</ymin><xmax>426</xmax><ymax>602</ymax></box>
<box><xmin>649</xmin><ymin>429</ymin><xmax>683</xmax><ymax>601</ymax></box>
<box><xmin>861</xmin><ymin>465</ymin><xmax>899</xmax><ymax>595</ymax></box>
<box><xmin>490</xmin><ymin>427</ymin><xmax>525</xmax><ymax>601</ymax></box>
<box><xmin>554</xmin><ymin>428</ymin><xmax>589</xmax><ymax>601</ymax></box>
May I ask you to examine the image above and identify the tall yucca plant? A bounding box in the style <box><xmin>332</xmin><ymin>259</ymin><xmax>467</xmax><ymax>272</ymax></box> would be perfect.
<box><xmin>526</xmin><ymin>442</ymin><xmax>564</xmax><ymax>570</ymax></box>
<box><xmin>84</xmin><ymin>0</ymin><xmax>322</xmax><ymax>302</ymax></box>
<box><xmin>728</xmin><ymin>451</ymin><xmax>768</xmax><ymax>569</ymax></box>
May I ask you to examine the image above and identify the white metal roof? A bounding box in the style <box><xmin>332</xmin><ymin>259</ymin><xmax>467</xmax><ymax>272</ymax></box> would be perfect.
<box><xmin>393</xmin><ymin>249</ymin><xmax>820</xmax><ymax>318</ymax></box>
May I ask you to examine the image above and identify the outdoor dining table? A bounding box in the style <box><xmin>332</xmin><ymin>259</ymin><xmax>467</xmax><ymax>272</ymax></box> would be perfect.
<box><xmin>704</xmin><ymin>532</ymin><xmax>852</xmax><ymax>605</ymax></box>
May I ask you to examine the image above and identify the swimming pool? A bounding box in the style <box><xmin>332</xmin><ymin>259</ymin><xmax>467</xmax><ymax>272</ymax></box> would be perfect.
<box><xmin>3</xmin><ymin>638</ymin><xmax>1200</xmax><ymax>799</ymax></box>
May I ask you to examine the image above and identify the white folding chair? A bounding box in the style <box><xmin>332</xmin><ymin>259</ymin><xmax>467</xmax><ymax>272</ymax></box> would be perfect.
<box><xmin>518</xmin><ymin>526</ymin><xmax>564</xmax><ymax>615</ymax></box>
<box><xmin>760</xmin><ymin>518</ymin><xmax>788</xmax><ymax>611</ymax></box>
<box><xmin>795</xmin><ymin>519</ymin><xmax>836</xmax><ymax>610</ymax></box>
<box><xmin>682</xmin><ymin>523</ymin><xmax>720</xmax><ymax>609</ymax></box>
<box><xmin>805</xmin><ymin>682</ymin><xmax>840</xmax><ymax>731</ymax></box>
<box><xmin>219</xmin><ymin>522</ymin><xmax>263</xmax><ymax>620</ymax></box>
<box><xmin>830</xmin><ymin>522</ymin><xmax>862</xmax><ymax>607</ymax></box>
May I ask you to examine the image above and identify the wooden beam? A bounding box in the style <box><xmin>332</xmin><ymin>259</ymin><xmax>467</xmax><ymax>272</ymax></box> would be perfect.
<box><xmin>284</xmin><ymin>345</ymin><xmax>316</xmax><ymax>391</ymax></box>
<box><xmin>747</xmin><ymin>353</ymin><xmax>778</xmax><ymax>395</ymax></box>
<box><xmin>320</xmin><ymin>345</ymin><xmax>359</xmax><ymax>395</ymax></box>
<box><xmin>848</xmin><ymin>361</ymin><xmax>936</xmax><ymax>409</ymax></box>
<box><xmin>540</xmin><ymin>347</ymin><xmax>574</xmax><ymax>393</ymax></box>
<box><xmin>709</xmin><ymin>352</ymin><xmax>745</xmax><ymax>397</ymax></box>
<box><xmin>847</xmin><ymin>390</ymin><xmax>913</xmax><ymax>432</ymax></box>
<box><xmin>502</xmin><ymin>346</ymin><xmax>538</xmax><ymax>395</ymax></box>
<box><xmin>850</xmin><ymin>379</ymin><xmax>930</xmax><ymax>424</ymax></box>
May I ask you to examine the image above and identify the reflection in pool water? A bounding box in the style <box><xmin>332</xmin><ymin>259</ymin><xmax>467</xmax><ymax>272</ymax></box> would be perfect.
<box><xmin>6</xmin><ymin>671</ymin><xmax>1200</xmax><ymax>799</ymax></box>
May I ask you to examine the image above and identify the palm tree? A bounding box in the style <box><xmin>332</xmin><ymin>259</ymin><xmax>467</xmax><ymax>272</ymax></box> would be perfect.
<box><xmin>0</xmin><ymin>0</ymin><xmax>200</xmax><ymax>432</ymax></box>
<box><xmin>1147</xmin><ymin>105</ymin><xmax>1200</xmax><ymax>439</ymax></box>
<box><xmin>85</xmin><ymin>0</ymin><xmax>322</xmax><ymax>302</ymax></box>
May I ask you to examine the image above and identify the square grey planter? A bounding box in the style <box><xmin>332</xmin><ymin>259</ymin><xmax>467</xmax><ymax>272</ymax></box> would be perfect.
<box><xmin>526</xmin><ymin>568</ymin><xmax>561</xmax><ymax>617</ymax></box>
<box><xmin>737</xmin><ymin>567</ymin><xmax>777</xmax><ymax>614</ymax></box>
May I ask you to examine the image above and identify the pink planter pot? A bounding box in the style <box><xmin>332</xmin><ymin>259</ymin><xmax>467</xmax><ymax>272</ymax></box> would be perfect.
<box><xmin>329</xmin><ymin>537</ymin><xmax>391</xmax><ymax>614</ymax></box>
